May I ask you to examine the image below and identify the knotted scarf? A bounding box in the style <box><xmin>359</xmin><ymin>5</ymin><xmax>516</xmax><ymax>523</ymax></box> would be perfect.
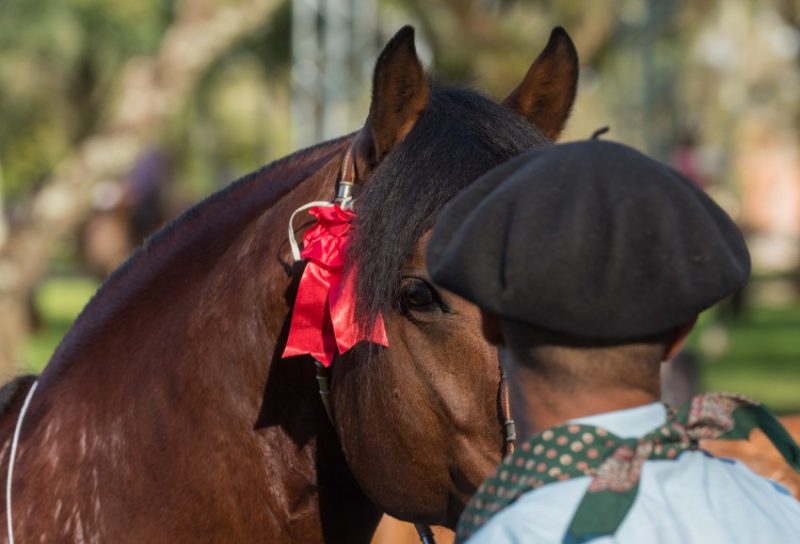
<box><xmin>456</xmin><ymin>393</ymin><xmax>800</xmax><ymax>543</ymax></box>
<box><xmin>282</xmin><ymin>205</ymin><xmax>388</xmax><ymax>366</ymax></box>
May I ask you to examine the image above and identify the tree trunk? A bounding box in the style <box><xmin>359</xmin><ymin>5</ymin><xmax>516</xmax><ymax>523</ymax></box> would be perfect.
<box><xmin>0</xmin><ymin>0</ymin><xmax>282</xmax><ymax>378</ymax></box>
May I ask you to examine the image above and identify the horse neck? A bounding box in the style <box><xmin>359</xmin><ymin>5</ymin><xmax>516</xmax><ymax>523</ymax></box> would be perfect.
<box><xmin>6</xmin><ymin>137</ymin><xmax>381</xmax><ymax>542</ymax></box>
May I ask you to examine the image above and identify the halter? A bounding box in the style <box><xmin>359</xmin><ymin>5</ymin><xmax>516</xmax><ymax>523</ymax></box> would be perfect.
<box><xmin>287</xmin><ymin>143</ymin><xmax>517</xmax><ymax>543</ymax></box>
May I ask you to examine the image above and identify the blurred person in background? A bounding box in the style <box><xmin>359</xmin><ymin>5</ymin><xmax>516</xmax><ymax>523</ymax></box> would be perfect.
<box><xmin>79</xmin><ymin>148</ymin><xmax>173</xmax><ymax>277</ymax></box>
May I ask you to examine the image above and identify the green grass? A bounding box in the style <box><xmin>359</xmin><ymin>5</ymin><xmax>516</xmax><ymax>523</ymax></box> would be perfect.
<box><xmin>698</xmin><ymin>305</ymin><xmax>800</xmax><ymax>414</ymax></box>
<box><xmin>21</xmin><ymin>276</ymin><xmax>800</xmax><ymax>414</ymax></box>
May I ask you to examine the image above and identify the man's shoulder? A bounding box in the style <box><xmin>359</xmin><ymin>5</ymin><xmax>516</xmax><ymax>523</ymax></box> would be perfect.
<box><xmin>466</xmin><ymin>452</ymin><xmax>800</xmax><ymax>543</ymax></box>
<box><xmin>626</xmin><ymin>451</ymin><xmax>800</xmax><ymax>541</ymax></box>
<box><xmin>643</xmin><ymin>448</ymin><xmax>795</xmax><ymax>497</ymax></box>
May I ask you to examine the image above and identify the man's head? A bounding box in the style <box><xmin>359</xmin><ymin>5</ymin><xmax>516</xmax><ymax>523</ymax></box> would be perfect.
<box><xmin>426</xmin><ymin>140</ymin><xmax>749</xmax><ymax>398</ymax></box>
<box><xmin>480</xmin><ymin>311</ymin><xmax>694</xmax><ymax>398</ymax></box>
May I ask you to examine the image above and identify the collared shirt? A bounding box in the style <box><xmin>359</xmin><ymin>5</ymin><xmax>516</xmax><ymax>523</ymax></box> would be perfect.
<box><xmin>467</xmin><ymin>403</ymin><xmax>800</xmax><ymax>543</ymax></box>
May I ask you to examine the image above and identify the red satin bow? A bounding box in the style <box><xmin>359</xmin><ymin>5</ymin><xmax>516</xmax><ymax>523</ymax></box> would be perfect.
<box><xmin>282</xmin><ymin>205</ymin><xmax>388</xmax><ymax>366</ymax></box>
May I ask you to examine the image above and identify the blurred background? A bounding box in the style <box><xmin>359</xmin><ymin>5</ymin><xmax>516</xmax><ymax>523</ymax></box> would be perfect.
<box><xmin>2</xmin><ymin>1</ymin><xmax>799</xmax><ymax>541</ymax></box>
<box><xmin>1</xmin><ymin>0</ymin><xmax>799</xmax><ymax>415</ymax></box>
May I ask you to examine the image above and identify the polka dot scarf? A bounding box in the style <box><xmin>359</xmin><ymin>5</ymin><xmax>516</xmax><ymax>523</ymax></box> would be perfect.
<box><xmin>456</xmin><ymin>393</ymin><xmax>800</xmax><ymax>543</ymax></box>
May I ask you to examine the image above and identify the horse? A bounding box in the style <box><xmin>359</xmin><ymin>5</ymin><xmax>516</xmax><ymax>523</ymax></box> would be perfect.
<box><xmin>0</xmin><ymin>26</ymin><xmax>580</xmax><ymax>542</ymax></box>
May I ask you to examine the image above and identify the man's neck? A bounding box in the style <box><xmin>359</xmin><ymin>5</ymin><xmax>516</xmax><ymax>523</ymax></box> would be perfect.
<box><xmin>504</xmin><ymin>362</ymin><xmax>660</xmax><ymax>439</ymax></box>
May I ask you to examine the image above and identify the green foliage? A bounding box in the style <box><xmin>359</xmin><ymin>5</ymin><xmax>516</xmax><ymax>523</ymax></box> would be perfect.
<box><xmin>0</xmin><ymin>0</ymin><xmax>174</xmax><ymax>199</ymax></box>
<box><xmin>701</xmin><ymin>305</ymin><xmax>800</xmax><ymax>414</ymax></box>
<box><xmin>0</xmin><ymin>0</ymin><xmax>294</xmax><ymax>207</ymax></box>
<box><xmin>164</xmin><ymin>0</ymin><xmax>293</xmax><ymax>200</ymax></box>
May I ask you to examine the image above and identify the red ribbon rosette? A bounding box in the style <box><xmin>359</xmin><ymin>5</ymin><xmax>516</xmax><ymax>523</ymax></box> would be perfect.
<box><xmin>282</xmin><ymin>205</ymin><xmax>388</xmax><ymax>366</ymax></box>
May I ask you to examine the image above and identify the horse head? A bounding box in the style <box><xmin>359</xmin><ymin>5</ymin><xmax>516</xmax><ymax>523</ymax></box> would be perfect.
<box><xmin>308</xmin><ymin>26</ymin><xmax>579</xmax><ymax>527</ymax></box>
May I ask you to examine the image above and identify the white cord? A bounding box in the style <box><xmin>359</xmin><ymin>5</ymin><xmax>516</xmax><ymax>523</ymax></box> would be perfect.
<box><xmin>287</xmin><ymin>201</ymin><xmax>333</xmax><ymax>263</ymax></box>
<box><xmin>6</xmin><ymin>380</ymin><xmax>38</xmax><ymax>544</ymax></box>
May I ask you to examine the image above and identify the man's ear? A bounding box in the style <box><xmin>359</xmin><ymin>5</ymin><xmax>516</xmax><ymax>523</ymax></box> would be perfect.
<box><xmin>502</xmin><ymin>27</ymin><xmax>579</xmax><ymax>141</ymax></box>
<box><xmin>354</xmin><ymin>25</ymin><xmax>430</xmax><ymax>177</ymax></box>
<box><xmin>480</xmin><ymin>309</ymin><xmax>505</xmax><ymax>347</ymax></box>
<box><xmin>664</xmin><ymin>317</ymin><xmax>698</xmax><ymax>361</ymax></box>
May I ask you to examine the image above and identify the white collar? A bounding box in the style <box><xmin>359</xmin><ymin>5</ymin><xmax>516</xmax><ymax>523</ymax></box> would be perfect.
<box><xmin>568</xmin><ymin>402</ymin><xmax>667</xmax><ymax>438</ymax></box>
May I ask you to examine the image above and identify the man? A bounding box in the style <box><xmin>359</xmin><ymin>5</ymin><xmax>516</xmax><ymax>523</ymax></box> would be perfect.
<box><xmin>426</xmin><ymin>140</ymin><xmax>800</xmax><ymax>543</ymax></box>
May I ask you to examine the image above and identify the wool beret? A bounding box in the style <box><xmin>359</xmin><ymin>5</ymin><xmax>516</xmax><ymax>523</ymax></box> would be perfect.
<box><xmin>426</xmin><ymin>140</ymin><xmax>750</xmax><ymax>340</ymax></box>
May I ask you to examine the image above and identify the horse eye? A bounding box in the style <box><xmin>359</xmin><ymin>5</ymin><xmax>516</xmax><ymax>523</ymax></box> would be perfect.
<box><xmin>399</xmin><ymin>278</ymin><xmax>440</xmax><ymax>312</ymax></box>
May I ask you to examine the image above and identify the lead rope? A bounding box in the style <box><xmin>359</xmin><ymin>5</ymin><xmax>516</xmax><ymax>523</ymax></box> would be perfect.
<box><xmin>6</xmin><ymin>379</ymin><xmax>39</xmax><ymax>544</ymax></box>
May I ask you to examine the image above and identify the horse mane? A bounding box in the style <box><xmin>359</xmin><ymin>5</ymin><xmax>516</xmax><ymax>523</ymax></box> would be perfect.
<box><xmin>0</xmin><ymin>375</ymin><xmax>37</xmax><ymax>418</ymax></box>
<box><xmin>351</xmin><ymin>83</ymin><xmax>550</xmax><ymax>327</ymax></box>
<box><xmin>45</xmin><ymin>135</ymin><xmax>351</xmax><ymax>372</ymax></box>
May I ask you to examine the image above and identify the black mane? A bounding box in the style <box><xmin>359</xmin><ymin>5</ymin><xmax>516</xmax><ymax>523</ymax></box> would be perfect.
<box><xmin>351</xmin><ymin>84</ymin><xmax>550</xmax><ymax>327</ymax></box>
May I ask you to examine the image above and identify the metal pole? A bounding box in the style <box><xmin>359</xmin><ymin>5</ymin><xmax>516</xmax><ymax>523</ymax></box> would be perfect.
<box><xmin>322</xmin><ymin>0</ymin><xmax>350</xmax><ymax>139</ymax></box>
<box><xmin>291</xmin><ymin>0</ymin><xmax>376</xmax><ymax>148</ymax></box>
<box><xmin>641</xmin><ymin>0</ymin><xmax>678</xmax><ymax>160</ymax></box>
<box><xmin>291</xmin><ymin>0</ymin><xmax>323</xmax><ymax>149</ymax></box>
<box><xmin>351</xmin><ymin>0</ymin><xmax>377</xmax><ymax>123</ymax></box>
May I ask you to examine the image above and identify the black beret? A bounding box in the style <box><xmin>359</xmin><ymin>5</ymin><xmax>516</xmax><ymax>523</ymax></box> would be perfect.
<box><xmin>426</xmin><ymin>140</ymin><xmax>750</xmax><ymax>340</ymax></box>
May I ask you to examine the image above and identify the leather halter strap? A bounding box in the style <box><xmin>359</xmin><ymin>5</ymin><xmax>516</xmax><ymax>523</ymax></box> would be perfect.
<box><xmin>307</xmin><ymin>140</ymin><xmax>355</xmax><ymax>422</ymax></box>
<box><xmin>335</xmin><ymin>144</ymin><xmax>356</xmax><ymax>209</ymax></box>
<box><xmin>499</xmin><ymin>368</ymin><xmax>517</xmax><ymax>457</ymax></box>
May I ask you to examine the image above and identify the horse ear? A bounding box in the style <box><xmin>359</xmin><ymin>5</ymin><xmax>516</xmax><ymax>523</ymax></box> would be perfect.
<box><xmin>360</xmin><ymin>26</ymin><xmax>430</xmax><ymax>166</ymax></box>
<box><xmin>503</xmin><ymin>27</ymin><xmax>579</xmax><ymax>141</ymax></box>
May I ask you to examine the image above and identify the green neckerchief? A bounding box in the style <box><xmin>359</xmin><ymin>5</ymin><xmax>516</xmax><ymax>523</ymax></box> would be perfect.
<box><xmin>456</xmin><ymin>393</ymin><xmax>800</xmax><ymax>544</ymax></box>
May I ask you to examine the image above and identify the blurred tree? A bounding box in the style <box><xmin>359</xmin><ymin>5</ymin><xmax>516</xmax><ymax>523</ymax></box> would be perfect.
<box><xmin>777</xmin><ymin>0</ymin><xmax>800</xmax><ymax>27</ymax></box>
<box><xmin>387</xmin><ymin>0</ymin><xmax>619</xmax><ymax>86</ymax></box>
<box><xmin>0</xmin><ymin>0</ymin><xmax>174</xmax><ymax>200</ymax></box>
<box><xmin>0</xmin><ymin>0</ymin><xmax>284</xmax><ymax>376</ymax></box>
<box><xmin>0</xmin><ymin>162</ymin><xmax>7</xmax><ymax>249</ymax></box>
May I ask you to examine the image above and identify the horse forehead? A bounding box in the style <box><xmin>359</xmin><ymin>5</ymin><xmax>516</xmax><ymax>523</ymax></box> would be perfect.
<box><xmin>405</xmin><ymin>230</ymin><xmax>433</xmax><ymax>268</ymax></box>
